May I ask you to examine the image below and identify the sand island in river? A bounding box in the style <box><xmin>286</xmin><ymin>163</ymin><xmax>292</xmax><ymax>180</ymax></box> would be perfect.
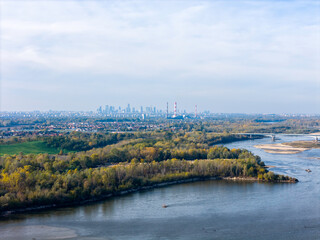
<box><xmin>254</xmin><ymin>140</ymin><xmax>320</xmax><ymax>154</ymax></box>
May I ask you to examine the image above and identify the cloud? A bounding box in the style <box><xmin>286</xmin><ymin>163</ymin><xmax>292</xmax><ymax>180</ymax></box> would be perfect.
<box><xmin>1</xmin><ymin>0</ymin><xmax>319</xmax><ymax>112</ymax></box>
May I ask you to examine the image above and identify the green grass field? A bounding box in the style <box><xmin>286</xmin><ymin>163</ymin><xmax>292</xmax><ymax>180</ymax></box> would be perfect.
<box><xmin>0</xmin><ymin>141</ymin><xmax>63</xmax><ymax>155</ymax></box>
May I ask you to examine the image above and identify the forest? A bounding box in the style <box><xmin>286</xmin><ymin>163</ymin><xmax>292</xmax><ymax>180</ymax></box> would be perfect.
<box><xmin>0</xmin><ymin>131</ymin><xmax>297</xmax><ymax>214</ymax></box>
<box><xmin>43</xmin><ymin>131</ymin><xmax>262</xmax><ymax>152</ymax></box>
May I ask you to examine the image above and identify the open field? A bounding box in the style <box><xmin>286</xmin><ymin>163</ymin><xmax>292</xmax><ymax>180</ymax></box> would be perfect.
<box><xmin>0</xmin><ymin>141</ymin><xmax>63</xmax><ymax>155</ymax></box>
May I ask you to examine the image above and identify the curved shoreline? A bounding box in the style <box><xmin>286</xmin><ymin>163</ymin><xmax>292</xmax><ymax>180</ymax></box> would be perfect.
<box><xmin>0</xmin><ymin>176</ymin><xmax>297</xmax><ymax>217</ymax></box>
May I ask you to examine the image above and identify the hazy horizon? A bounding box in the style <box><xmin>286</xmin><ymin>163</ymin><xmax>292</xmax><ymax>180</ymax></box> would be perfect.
<box><xmin>1</xmin><ymin>106</ymin><xmax>320</xmax><ymax>116</ymax></box>
<box><xmin>1</xmin><ymin>0</ymin><xmax>319</xmax><ymax>114</ymax></box>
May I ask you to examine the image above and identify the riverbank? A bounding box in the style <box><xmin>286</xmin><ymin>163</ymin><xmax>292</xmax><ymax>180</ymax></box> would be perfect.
<box><xmin>255</xmin><ymin>140</ymin><xmax>320</xmax><ymax>154</ymax></box>
<box><xmin>0</xmin><ymin>177</ymin><xmax>218</xmax><ymax>216</ymax></box>
<box><xmin>282</xmin><ymin>140</ymin><xmax>320</xmax><ymax>149</ymax></box>
<box><xmin>309</xmin><ymin>132</ymin><xmax>320</xmax><ymax>135</ymax></box>
<box><xmin>254</xmin><ymin>143</ymin><xmax>308</xmax><ymax>154</ymax></box>
<box><xmin>0</xmin><ymin>175</ymin><xmax>297</xmax><ymax>217</ymax></box>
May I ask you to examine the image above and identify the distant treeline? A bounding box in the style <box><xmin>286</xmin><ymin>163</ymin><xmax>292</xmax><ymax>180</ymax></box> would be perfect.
<box><xmin>44</xmin><ymin>132</ymin><xmax>136</xmax><ymax>152</ymax></box>
<box><xmin>43</xmin><ymin>131</ymin><xmax>262</xmax><ymax>152</ymax></box>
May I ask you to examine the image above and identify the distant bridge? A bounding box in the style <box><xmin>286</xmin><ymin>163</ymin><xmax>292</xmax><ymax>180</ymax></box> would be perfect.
<box><xmin>234</xmin><ymin>133</ymin><xmax>320</xmax><ymax>142</ymax></box>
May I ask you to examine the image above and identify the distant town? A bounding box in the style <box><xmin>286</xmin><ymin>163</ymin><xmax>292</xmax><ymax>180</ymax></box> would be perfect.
<box><xmin>0</xmin><ymin>105</ymin><xmax>319</xmax><ymax>141</ymax></box>
<box><xmin>1</xmin><ymin>102</ymin><xmax>318</xmax><ymax>120</ymax></box>
<box><xmin>96</xmin><ymin>102</ymin><xmax>202</xmax><ymax>119</ymax></box>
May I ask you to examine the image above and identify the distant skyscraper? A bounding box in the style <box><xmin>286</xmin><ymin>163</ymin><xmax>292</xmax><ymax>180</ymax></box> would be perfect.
<box><xmin>126</xmin><ymin>104</ymin><xmax>131</xmax><ymax>113</ymax></box>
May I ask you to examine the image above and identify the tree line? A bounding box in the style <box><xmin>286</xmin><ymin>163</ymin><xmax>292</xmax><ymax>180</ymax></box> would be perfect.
<box><xmin>0</xmin><ymin>132</ymin><xmax>297</xmax><ymax>213</ymax></box>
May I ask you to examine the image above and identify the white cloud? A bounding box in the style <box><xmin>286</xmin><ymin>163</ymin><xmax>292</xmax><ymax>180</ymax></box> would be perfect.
<box><xmin>1</xmin><ymin>0</ymin><xmax>319</xmax><ymax>112</ymax></box>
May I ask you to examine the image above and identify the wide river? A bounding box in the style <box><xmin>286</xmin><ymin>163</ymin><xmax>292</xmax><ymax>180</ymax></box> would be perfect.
<box><xmin>0</xmin><ymin>135</ymin><xmax>319</xmax><ymax>240</ymax></box>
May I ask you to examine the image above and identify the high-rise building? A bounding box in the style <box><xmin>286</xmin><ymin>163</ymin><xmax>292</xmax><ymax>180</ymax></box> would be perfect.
<box><xmin>126</xmin><ymin>104</ymin><xmax>131</xmax><ymax>113</ymax></box>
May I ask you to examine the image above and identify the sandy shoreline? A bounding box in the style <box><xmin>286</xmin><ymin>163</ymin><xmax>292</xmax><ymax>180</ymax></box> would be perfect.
<box><xmin>0</xmin><ymin>225</ymin><xmax>77</xmax><ymax>240</ymax></box>
<box><xmin>254</xmin><ymin>143</ymin><xmax>308</xmax><ymax>154</ymax></box>
<box><xmin>309</xmin><ymin>132</ymin><xmax>320</xmax><ymax>135</ymax></box>
<box><xmin>265</xmin><ymin>165</ymin><xmax>276</xmax><ymax>168</ymax></box>
<box><xmin>255</xmin><ymin>139</ymin><xmax>320</xmax><ymax>154</ymax></box>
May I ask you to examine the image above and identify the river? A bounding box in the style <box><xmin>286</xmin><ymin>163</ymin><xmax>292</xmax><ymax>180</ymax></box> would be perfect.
<box><xmin>0</xmin><ymin>135</ymin><xmax>319</xmax><ymax>240</ymax></box>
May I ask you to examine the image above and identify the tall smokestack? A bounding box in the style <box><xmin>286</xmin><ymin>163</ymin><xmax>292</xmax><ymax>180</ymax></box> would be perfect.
<box><xmin>166</xmin><ymin>102</ymin><xmax>168</xmax><ymax>118</ymax></box>
<box><xmin>174</xmin><ymin>102</ymin><xmax>177</xmax><ymax>118</ymax></box>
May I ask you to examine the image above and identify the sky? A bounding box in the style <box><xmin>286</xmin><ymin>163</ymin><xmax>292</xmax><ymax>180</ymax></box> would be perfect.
<box><xmin>1</xmin><ymin>0</ymin><xmax>319</xmax><ymax>114</ymax></box>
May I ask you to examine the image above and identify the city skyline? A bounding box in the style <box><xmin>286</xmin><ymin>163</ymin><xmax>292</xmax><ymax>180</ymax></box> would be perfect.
<box><xmin>97</xmin><ymin>102</ymin><xmax>195</xmax><ymax>114</ymax></box>
<box><xmin>1</xmin><ymin>1</ymin><xmax>319</xmax><ymax>114</ymax></box>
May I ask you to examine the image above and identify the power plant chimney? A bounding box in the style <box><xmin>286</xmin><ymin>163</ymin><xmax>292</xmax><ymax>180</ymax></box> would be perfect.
<box><xmin>174</xmin><ymin>102</ymin><xmax>177</xmax><ymax>118</ymax></box>
<box><xmin>166</xmin><ymin>102</ymin><xmax>168</xmax><ymax>119</ymax></box>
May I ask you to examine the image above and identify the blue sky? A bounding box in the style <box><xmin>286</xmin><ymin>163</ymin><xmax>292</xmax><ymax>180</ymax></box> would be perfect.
<box><xmin>1</xmin><ymin>0</ymin><xmax>319</xmax><ymax>113</ymax></box>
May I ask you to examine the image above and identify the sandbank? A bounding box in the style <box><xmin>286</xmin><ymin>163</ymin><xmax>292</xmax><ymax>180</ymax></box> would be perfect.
<box><xmin>0</xmin><ymin>225</ymin><xmax>77</xmax><ymax>240</ymax></box>
<box><xmin>309</xmin><ymin>132</ymin><xmax>320</xmax><ymax>135</ymax></box>
<box><xmin>254</xmin><ymin>143</ymin><xmax>308</xmax><ymax>154</ymax></box>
